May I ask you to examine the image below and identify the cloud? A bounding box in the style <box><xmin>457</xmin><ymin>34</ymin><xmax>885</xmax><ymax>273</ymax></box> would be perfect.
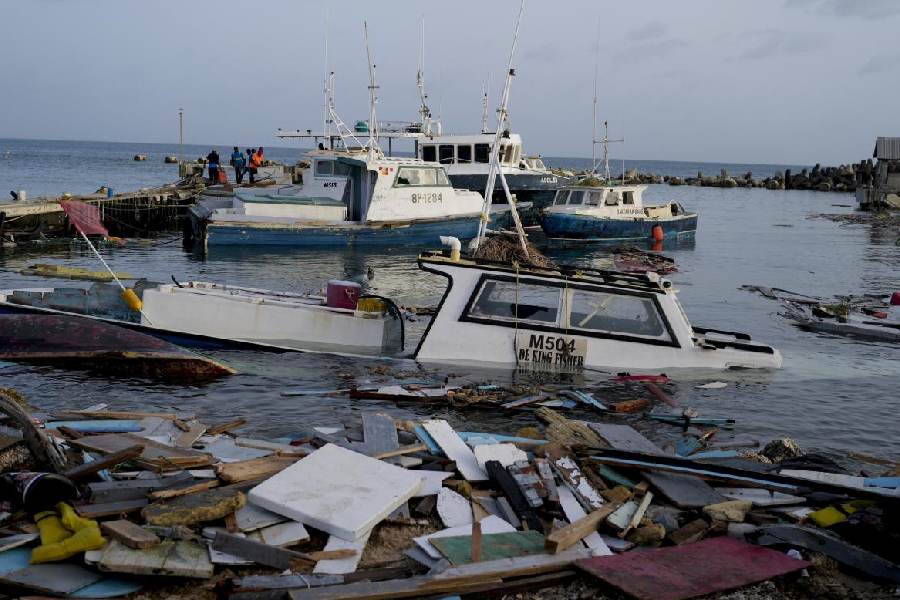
<box><xmin>522</xmin><ymin>42</ymin><xmax>564</xmax><ymax>63</ymax></box>
<box><xmin>859</xmin><ymin>51</ymin><xmax>900</xmax><ymax>75</ymax></box>
<box><xmin>628</xmin><ymin>21</ymin><xmax>668</xmax><ymax>39</ymax></box>
<box><xmin>785</xmin><ymin>0</ymin><xmax>900</xmax><ymax>19</ymax></box>
<box><xmin>613</xmin><ymin>21</ymin><xmax>688</xmax><ymax>63</ymax></box>
<box><xmin>730</xmin><ymin>30</ymin><xmax>829</xmax><ymax>61</ymax></box>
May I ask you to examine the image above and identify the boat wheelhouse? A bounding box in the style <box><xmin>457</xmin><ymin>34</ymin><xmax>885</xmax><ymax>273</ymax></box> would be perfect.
<box><xmin>540</xmin><ymin>184</ymin><xmax>698</xmax><ymax>242</ymax></box>
<box><xmin>0</xmin><ymin>280</ymin><xmax>404</xmax><ymax>357</ymax></box>
<box><xmin>414</xmin><ymin>251</ymin><xmax>781</xmax><ymax>371</ymax></box>
<box><xmin>416</xmin><ymin>132</ymin><xmax>571</xmax><ymax>208</ymax></box>
<box><xmin>200</xmin><ymin>155</ymin><xmax>516</xmax><ymax>247</ymax></box>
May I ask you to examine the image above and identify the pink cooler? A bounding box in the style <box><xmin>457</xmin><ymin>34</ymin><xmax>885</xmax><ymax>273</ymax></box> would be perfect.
<box><xmin>326</xmin><ymin>280</ymin><xmax>361</xmax><ymax>309</ymax></box>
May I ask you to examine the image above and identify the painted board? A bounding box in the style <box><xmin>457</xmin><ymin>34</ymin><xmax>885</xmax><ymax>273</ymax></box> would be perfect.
<box><xmin>644</xmin><ymin>471</ymin><xmax>726</xmax><ymax>509</ymax></box>
<box><xmin>235</xmin><ymin>502</ymin><xmax>287</xmax><ymax>532</ymax></box>
<box><xmin>98</xmin><ymin>539</ymin><xmax>213</xmax><ymax>578</ymax></box>
<box><xmin>576</xmin><ymin>536</ymin><xmax>809</xmax><ymax>600</ymax></box>
<box><xmin>313</xmin><ymin>530</ymin><xmax>372</xmax><ymax>575</ymax></box>
<box><xmin>557</xmin><ymin>486</ymin><xmax>610</xmax><ymax>555</ymax></box>
<box><xmin>248</xmin><ymin>443</ymin><xmax>424</xmax><ymax>540</ymax></box>
<box><xmin>586</xmin><ymin>422</ymin><xmax>665</xmax><ymax>455</ymax></box>
<box><xmin>415</xmin><ymin>515</ymin><xmax>515</xmax><ymax>559</ymax></box>
<box><xmin>430</xmin><ymin>531</ymin><xmax>545</xmax><ymax>565</ymax></box>
<box><xmin>473</xmin><ymin>443</ymin><xmax>528</xmax><ymax>470</ymax></box>
<box><xmin>436</xmin><ymin>488</ymin><xmax>473</xmax><ymax>527</ymax></box>
<box><xmin>715</xmin><ymin>487</ymin><xmax>805</xmax><ymax>506</ymax></box>
<box><xmin>251</xmin><ymin>521</ymin><xmax>309</xmax><ymax>547</ymax></box>
<box><xmin>422</xmin><ymin>420</ymin><xmax>488</xmax><ymax>482</ymax></box>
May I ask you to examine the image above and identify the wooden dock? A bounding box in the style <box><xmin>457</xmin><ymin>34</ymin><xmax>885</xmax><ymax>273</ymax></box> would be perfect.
<box><xmin>0</xmin><ymin>183</ymin><xmax>202</xmax><ymax>244</ymax></box>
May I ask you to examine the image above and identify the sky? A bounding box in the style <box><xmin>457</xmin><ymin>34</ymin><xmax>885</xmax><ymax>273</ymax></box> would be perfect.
<box><xmin>2</xmin><ymin>0</ymin><xmax>899</xmax><ymax>165</ymax></box>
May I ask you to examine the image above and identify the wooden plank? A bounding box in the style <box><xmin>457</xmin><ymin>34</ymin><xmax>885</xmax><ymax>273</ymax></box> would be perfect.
<box><xmin>45</xmin><ymin>420</ymin><xmax>142</xmax><ymax>433</ymax></box>
<box><xmin>68</xmin><ymin>433</ymin><xmax>211</xmax><ymax>469</ymax></box>
<box><xmin>216</xmin><ymin>455</ymin><xmax>300</xmax><ymax>484</ymax></box>
<box><xmin>431</xmin><ymin>531</ymin><xmax>545</xmax><ymax>565</ymax></box>
<box><xmin>485</xmin><ymin>460</ymin><xmax>542</xmax><ymax>532</ymax></box>
<box><xmin>211</xmin><ymin>531</ymin><xmax>354</xmax><ymax>570</ymax></box>
<box><xmin>585</xmin><ymin>422</ymin><xmax>665</xmax><ymax>455</ymax></box>
<box><xmin>644</xmin><ymin>471</ymin><xmax>726</xmax><ymax>509</ymax></box>
<box><xmin>313</xmin><ymin>530</ymin><xmax>372</xmax><ymax>575</ymax></box>
<box><xmin>575</xmin><ymin>537</ymin><xmax>809</xmax><ymax>600</ymax></box>
<box><xmin>76</xmin><ymin>499</ymin><xmax>148</xmax><ymax>519</ymax></box>
<box><xmin>98</xmin><ymin>539</ymin><xmax>213</xmax><ymax>578</ymax></box>
<box><xmin>552</xmin><ymin>455</ymin><xmax>604</xmax><ymax>511</ymax></box>
<box><xmin>235</xmin><ymin>437</ymin><xmax>306</xmax><ymax>454</ymax></box>
<box><xmin>714</xmin><ymin>487</ymin><xmax>805</xmax><ymax>506</ymax></box>
<box><xmin>415</xmin><ymin>515</ymin><xmax>515</xmax><ymax>560</ymax></box>
<box><xmin>1</xmin><ymin>563</ymin><xmax>101</xmax><ymax>595</ymax></box>
<box><xmin>175</xmin><ymin>422</ymin><xmax>207</xmax><ymax>448</ymax></box>
<box><xmin>101</xmin><ymin>520</ymin><xmax>160</xmax><ymax>549</ymax></box>
<box><xmin>556</xmin><ymin>486</ymin><xmax>612</xmax><ymax>555</ymax></box>
<box><xmin>143</xmin><ymin>484</ymin><xmax>246</xmax><ymax>527</ymax></box>
<box><xmin>502</xmin><ymin>394</ymin><xmax>548</xmax><ymax>409</ymax></box>
<box><xmin>373</xmin><ymin>444</ymin><xmax>427</xmax><ymax>460</ymax></box>
<box><xmin>235</xmin><ymin>502</ymin><xmax>286</xmax><ymax>532</ymax></box>
<box><xmin>251</xmin><ymin>521</ymin><xmax>310</xmax><ymax>547</ymax></box>
<box><xmin>545</xmin><ymin>501</ymin><xmax>621</xmax><ymax>554</ymax></box>
<box><xmin>621</xmin><ymin>491</ymin><xmax>653</xmax><ymax>538</ymax></box>
<box><xmin>54</xmin><ymin>410</ymin><xmax>180</xmax><ymax>420</ymax></box>
<box><xmin>422</xmin><ymin>420</ymin><xmax>488</xmax><ymax>481</ymax></box>
<box><xmin>63</xmin><ymin>445</ymin><xmax>144</xmax><ymax>481</ymax></box>
<box><xmin>206</xmin><ymin>418</ymin><xmax>247</xmax><ymax>436</ymax></box>
<box><xmin>148</xmin><ymin>479</ymin><xmax>219</xmax><ymax>500</ymax></box>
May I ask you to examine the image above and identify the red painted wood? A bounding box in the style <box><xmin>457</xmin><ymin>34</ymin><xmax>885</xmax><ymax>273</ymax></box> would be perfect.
<box><xmin>575</xmin><ymin>537</ymin><xmax>809</xmax><ymax>600</ymax></box>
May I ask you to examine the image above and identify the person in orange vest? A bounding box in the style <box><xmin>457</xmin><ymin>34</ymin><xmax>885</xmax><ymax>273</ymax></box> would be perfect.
<box><xmin>248</xmin><ymin>147</ymin><xmax>264</xmax><ymax>184</ymax></box>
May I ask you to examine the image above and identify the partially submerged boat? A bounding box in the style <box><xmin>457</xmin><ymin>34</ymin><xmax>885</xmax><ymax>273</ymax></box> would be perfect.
<box><xmin>197</xmin><ymin>154</ymin><xmax>516</xmax><ymax>248</ymax></box>
<box><xmin>0</xmin><ymin>314</ymin><xmax>234</xmax><ymax>382</ymax></box>
<box><xmin>540</xmin><ymin>184</ymin><xmax>698</xmax><ymax>242</ymax></box>
<box><xmin>782</xmin><ymin>302</ymin><xmax>900</xmax><ymax>343</ymax></box>
<box><xmin>0</xmin><ymin>279</ymin><xmax>404</xmax><ymax>356</ymax></box>
<box><xmin>414</xmin><ymin>248</ymin><xmax>781</xmax><ymax>371</ymax></box>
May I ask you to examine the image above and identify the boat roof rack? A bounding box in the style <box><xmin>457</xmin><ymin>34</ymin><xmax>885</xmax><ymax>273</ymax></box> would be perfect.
<box><xmin>418</xmin><ymin>251</ymin><xmax>669</xmax><ymax>294</ymax></box>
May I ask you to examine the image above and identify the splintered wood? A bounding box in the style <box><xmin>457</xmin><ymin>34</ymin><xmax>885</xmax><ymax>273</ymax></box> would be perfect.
<box><xmin>536</xmin><ymin>408</ymin><xmax>604</xmax><ymax>448</ymax></box>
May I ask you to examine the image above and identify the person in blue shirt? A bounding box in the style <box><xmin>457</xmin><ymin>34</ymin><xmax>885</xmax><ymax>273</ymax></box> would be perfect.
<box><xmin>230</xmin><ymin>147</ymin><xmax>246</xmax><ymax>184</ymax></box>
<box><xmin>206</xmin><ymin>149</ymin><xmax>220</xmax><ymax>184</ymax></box>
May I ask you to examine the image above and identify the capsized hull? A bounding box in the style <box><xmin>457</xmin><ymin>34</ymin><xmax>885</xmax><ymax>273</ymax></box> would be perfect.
<box><xmin>0</xmin><ymin>314</ymin><xmax>233</xmax><ymax>382</ymax></box>
<box><xmin>205</xmin><ymin>210</ymin><xmax>513</xmax><ymax>247</ymax></box>
<box><xmin>540</xmin><ymin>212</ymin><xmax>698</xmax><ymax>241</ymax></box>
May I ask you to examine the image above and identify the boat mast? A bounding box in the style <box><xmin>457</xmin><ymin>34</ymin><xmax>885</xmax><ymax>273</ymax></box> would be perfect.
<box><xmin>590</xmin><ymin>28</ymin><xmax>598</xmax><ymax>175</ymax></box>
<box><xmin>599</xmin><ymin>121</ymin><xmax>624</xmax><ymax>183</ymax></box>
<box><xmin>481</xmin><ymin>79</ymin><xmax>490</xmax><ymax>134</ymax></box>
<box><xmin>322</xmin><ymin>4</ymin><xmax>332</xmax><ymax>147</ymax></box>
<box><xmin>474</xmin><ymin>0</ymin><xmax>529</xmax><ymax>256</ymax></box>
<box><xmin>416</xmin><ymin>16</ymin><xmax>432</xmax><ymax>136</ymax></box>
<box><xmin>363</xmin><ymin>21</ymin><xmax>383</xmax><ymax>161</ymax></box>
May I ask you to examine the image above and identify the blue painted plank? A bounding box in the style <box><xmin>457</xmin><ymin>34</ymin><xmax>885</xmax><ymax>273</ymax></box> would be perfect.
<box><xmin>458</xmin><ymin>432</ymin><xmax>546</xmax><ymax>446</ymax></box>
<box><xmin>690</xmin><ymin>449</ymin><xmax>740</xmax><ymax>460</ymax></box>
<box><xmin>414</xmin><ymin>425</ymin><xmax>443</xmax><ymax>456</ymax></box>
<box><xmin>46</xmin><ymin>420</ymin><xmax>142</xmax><ymax>433</ymax></box>
<box><xmin>864</xmin><ymin>477</ymin><xmax>900</xmax><ymax>489</ymax></box>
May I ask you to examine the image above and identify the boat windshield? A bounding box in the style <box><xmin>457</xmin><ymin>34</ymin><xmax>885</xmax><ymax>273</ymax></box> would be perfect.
<box><xmin>553</xmin><ymin>190</ymin><xmax>569</xmax><ymax>205</ymax></box>
<box><xmin>468</xmin><ymin>280</ymin><xmax>561</xmax><ymax>325</ymax></box>
<box><xmin>568</xmin><ymin>289</ymin><xmax>669</xmax><ymax>340</ymax></box>
<box><xmin>394</xmin><ymin>167</ymin><xmax>450</xmax><ymax>187</ymax></box>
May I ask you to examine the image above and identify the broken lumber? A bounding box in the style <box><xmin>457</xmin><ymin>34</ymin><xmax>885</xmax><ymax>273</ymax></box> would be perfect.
<box><xmin>206</xmin><ymin>418</ymin><xmax>247</xmax><ymax>436</ymax></box>
<box><xmin>100</xmin><ymin>520</ymin><xmax>160</xmax><ymax>549</ymax></box>
<box><xmin>545</xmin><ymin>502</ymin><xmax>622</xmax><ymax>554</ymax></box>
<box><xmin>142</xmin><ymin>484</ymin><xmax>246</xmax><ymax>527</ymax></box>
<box><xmin>215</xmin><ymin>455</ymin><xmax>301</xmax><ymax>484</ymax></box>
<box><xmin>63</xmin><ymin>445</ymin><xmax>144</xmax><ymax>481</ymax></box>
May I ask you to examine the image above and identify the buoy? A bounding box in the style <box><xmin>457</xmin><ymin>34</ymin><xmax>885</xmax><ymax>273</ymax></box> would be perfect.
<box><xmin>164</xmin><ymin>156</ymin><xmax>178</xmax><ymax>164</ymax></box>
<box><xmin>121</xmin><ymin>288</ymin><xmax>143</xmax><ymax>312</ymax></box>
<box><xmin>651</xmin><ymin>225</ymin><xmax>664</xmax><ymax>242</ymax></box>
<box><xmin>891</xmin><ymin>291</ymin><xmax>900</xmax><ymax>306</ymax></box>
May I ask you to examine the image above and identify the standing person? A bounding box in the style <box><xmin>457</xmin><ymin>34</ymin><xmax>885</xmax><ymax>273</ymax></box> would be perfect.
<box><xmin>206</xmin><ymin>149</ymin><xmax>220</xmax><ymax>184</ymax></box>
<box><xmin>230</xmin><ymin>146</ymin><xmax>246</xmax><ymax>184</ymax></box>
<box><xmin>246</xmin><ymin>148</ymin><xmax>257</xmax><ymax>184</ymax></box>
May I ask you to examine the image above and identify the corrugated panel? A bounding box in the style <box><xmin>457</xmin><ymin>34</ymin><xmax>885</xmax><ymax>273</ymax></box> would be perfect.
<box><xmin>874</xmin><ymin>137</ymin><xmax>900</xmax><ymax>159</ymax></box>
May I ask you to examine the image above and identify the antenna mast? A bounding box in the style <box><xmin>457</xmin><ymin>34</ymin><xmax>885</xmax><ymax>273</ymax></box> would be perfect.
<box><xmin>364</xmin><ymin>21</ymin><xmax>383</xmax><ymax>160</ymax></box>
<box><xmin>473</xmin><ymin>0</ymin><xmax>529</xmax><ymax>256</ymax></box>
<box><xmin>481</xmin><ymin>79</ymin><xmax>490</xmax><ymax>134</ymax></box>
<box><xmin>416</xmin><ymin>16</ymin><xmax>432</xmax><ymax>136</ymax></box>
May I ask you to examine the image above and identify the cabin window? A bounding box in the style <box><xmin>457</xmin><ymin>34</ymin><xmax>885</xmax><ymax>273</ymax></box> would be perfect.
<box><xmin>622</xmin><ymin>191</ymin><xmax>635</xmax><ymax>205</ymax></box>
<box><xmin>316</xmin><ymin>160</ymin><xmax>334</xmax><ymax>176</ymax></box>
<box><xmin>605</xmin><ymin>192</ymin><xmax>620</xmax><ymax>206</ymax></box>
<box><xmin>587</xmin><ymin>191</ymin><xmax>603</xmax><ymax>205</ymax></box>
<box><xmin>422</xmin><ymin>145</ymin><xmax>436</xmax><ymax>162</ymax></box>
<box><xmin>554</xmin><ymin>190</ymin><xmax>569</xmax><ymax>205</ymax></box>
<box><xmin>567</xmin><ymin>191</ymin><xmax>585</xmax><ymax>206</ymax></box>
<box><xmin>439</xmin><ymin>145</ymin><xmax>455</xmax><ymax>164</ymax></box>
<box><xmin>467</xmin><ymin>280</ymin><xmax>561</xmax><ymax>325</ymax></box>
<box><xmin>394</xmin><ymin>167</ymin><xmax>449</xmax><ymax>187</ymax></box>
<box><xmin>568</xmin><ymin>290</ymin><xmax>668</xmax><ymax>340</ymax></box>
<box><xmin>333</xmin><ymin>161</ymin><xmax>351</xmax><ymax>176</ymax></box>
<box><xmin>474</xmin><ymin>144</ymin><xmax>491</xmax><ymax>163</ymax></box>
<box><xmin>457</xmin><ymin>145</ymin><xmax>472</xmax><ymax>164</ymax></box>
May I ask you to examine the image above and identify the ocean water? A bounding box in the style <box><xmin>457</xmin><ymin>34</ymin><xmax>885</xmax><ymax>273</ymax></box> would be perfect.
<box><xmin>0</xmin><ymin>138</ymin><xmax>897</xmax><ymax>461</ymax></box>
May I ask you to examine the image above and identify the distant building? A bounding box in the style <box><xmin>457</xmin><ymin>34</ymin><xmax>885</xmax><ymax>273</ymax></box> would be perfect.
<box><xmin>857</xmin><ymin>136</ymin><xmax>900</xmax><ymax>209</ymax></box>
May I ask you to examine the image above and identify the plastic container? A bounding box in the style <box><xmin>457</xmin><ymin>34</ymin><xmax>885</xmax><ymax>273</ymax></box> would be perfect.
<box><xmin>106</xmin><ymin>187</ymin><xmax>114</xmax><ymax>198</ymax></box>
<box><xmin>326</xmin><ymin>280</ymin><xmax>361</xmax><ymax>309</ymax></box>
<box><xmin>217</xmin><ymin>169</ymin><xmax>228</xmax><ymax>184</ymax></box>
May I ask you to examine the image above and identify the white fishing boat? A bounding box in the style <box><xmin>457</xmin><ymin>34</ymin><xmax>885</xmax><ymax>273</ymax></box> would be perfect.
<box><xmin>413</xmin><ymin>247</ymin><xmax>781</xmax><ymax>371</ymax></box>
<box><xmin>0</xmin><ymin>279</ymin><xmax>404</xmax><ymax>356</ymax></box>
<box><xmin>540</xmin><ymin>183</ymin><xmax>698</xmax><ymax>242</ymax></box>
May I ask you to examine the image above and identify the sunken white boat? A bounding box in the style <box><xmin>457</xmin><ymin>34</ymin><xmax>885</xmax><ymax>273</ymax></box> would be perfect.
<box><xmin>414</xmin><ymin>250</ymin><xmax>781</xmax><ymax>371</ymax></box>
<box><xmin>0</xmin><ymin>280</ymin><xmax>404</xmax><ymax>356</ymax></box>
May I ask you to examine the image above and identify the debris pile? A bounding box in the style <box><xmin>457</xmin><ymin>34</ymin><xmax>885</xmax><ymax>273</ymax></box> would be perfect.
<box><xmin>0</xmin><ymin>385</ymin><xmax>898</xmax><ymax>600</ymax></box>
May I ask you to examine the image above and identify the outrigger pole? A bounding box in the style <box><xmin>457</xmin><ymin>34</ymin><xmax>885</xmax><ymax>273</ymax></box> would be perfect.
<box><xmin>363</xmin><ymin>21</ymin><xmax>383</xmax><ymax>161</ymax></box>
<box><xmin>473</xmin><ymin>0</ymin><xmax>529</xmax><ymax>257</ymax></box>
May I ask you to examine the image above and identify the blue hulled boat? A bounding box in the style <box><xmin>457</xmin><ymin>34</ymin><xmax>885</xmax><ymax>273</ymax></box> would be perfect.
<box><xmin>539</xmin><ymin>184</ymin><xmax>698</xmax><ymax>242</ymax></box>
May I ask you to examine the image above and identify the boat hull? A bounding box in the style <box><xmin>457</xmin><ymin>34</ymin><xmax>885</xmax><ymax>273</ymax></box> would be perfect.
<box><xmin>448</xmin><ymin>172</ymin><xmax>574</xmax><ymax>207</ymax></box>
<box><xmin>540</xmin><ymin>212</ymin><xmax>698</xmax><ymax>241</ymax></box>
<box><xmin>204</xmin><ymin>211</ymin><xmax>512</xmax><ymax>247</ymax></box>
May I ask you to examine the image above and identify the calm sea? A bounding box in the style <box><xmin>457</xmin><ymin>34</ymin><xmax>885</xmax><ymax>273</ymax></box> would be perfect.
<box><xmin>0</xmin><ymin>138</ymin><xmax>897</xmax><ymax>461</ymax></box>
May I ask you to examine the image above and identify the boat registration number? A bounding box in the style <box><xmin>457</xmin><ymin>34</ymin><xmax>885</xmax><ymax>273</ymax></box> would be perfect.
<box><xmin>516</xmin><ymin>332</ymin><xmax>586</xmax><ymax>370</ymax></box>
<box><xmin>411</xmin><ymin>192</ymin><xmax>443</xmax><ymax>204</ymax></box>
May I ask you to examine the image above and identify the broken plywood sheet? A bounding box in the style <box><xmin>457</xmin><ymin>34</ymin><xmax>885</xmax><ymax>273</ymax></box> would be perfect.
<box><xmin>422</xmin><ymin>420</ymin><xmax>488</xmax><ymax>482</ymax></box>
<box><xmin>197</xmin><ymin>436</ymin><xmax>271</xmax><ymax>463</ymax></box>
<box><xmin>644</xmin><ymin>471</ymin><xmax>725</xmax><ymax>509</ymax></box>
<box><xmin>248</xmin><ymin>443</ymin><xmax>424</xmax><ymax>541</ymax></box>
<box><xmin>473</xmin><ymin>443</ymin><xmax>528</xmax><ymax>470</ymax></box>
<box><xmin>715</xmin><ymin>487</ymin><xmax>805</xmax><ymax>507</ymax></box>
<box><xmin>98</xmin><ymin>539</ymin><xmax>213</xmax><ymax>578</ymax></box>
<box><xmin>69</xmin><ymin>433</ymin><xmax>211</xmax><ymax>469</ymax></box>
<box><xmin>558</xmin><ymin>486</ymin><xmax>610</xmax><ymax>555</ymax></box>
<box><xmin>586</xmin><ymin>422</ymin><xmax>665</xmax><ymax>455</ymax></box>
<box><xmin>575</xmin><ymin>536</ymin><xmax>809</xmax><ymax>600</ymax></box>
<box><xmin>430</xmin><ymin>531</ymin><xmax>545</xmax><ymax>565</ymax></box>
<box><xmin>415</xmin><ymin>515</ymin><xmax>515</xmax><ymax>559</ymax></box>
<box><xmin>313</xmin><ymin>530</ymin><xmax>372</xmax><ymax>575</ymax></box>
<box><xmin>436</xmin><ymin>488</ymin><xmax>473</xmax><ymax>528</ymax></box>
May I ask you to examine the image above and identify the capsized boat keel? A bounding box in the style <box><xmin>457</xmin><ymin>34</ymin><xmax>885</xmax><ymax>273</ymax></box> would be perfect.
<box><xmin>414</xmin><ymin>252</ymin><xmax>781</xmax><ymax>372</ymax></box>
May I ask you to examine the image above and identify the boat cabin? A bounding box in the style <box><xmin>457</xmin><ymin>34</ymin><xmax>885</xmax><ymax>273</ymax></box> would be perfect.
<box><xmin>418</xmin><ymin>133</ymin><xmax>527</xmax><ymax>169</ymax></box>
<box><xmin>414</xmin><ymin>252</ymin><xmax>781</xmax><ymax>371</ymax></box>
<box><xmin>551</xmin><ymin>185</ymin><xmax>645</xmax><ymax>214</ymax></box>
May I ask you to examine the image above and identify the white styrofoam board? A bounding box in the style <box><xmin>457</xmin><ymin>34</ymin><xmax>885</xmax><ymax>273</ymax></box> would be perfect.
<box><xmin>411</xmin><ymin>471</ymin><xmax>451</xmax><ymax>497</ymax></box>
<box><xmin>558</xmin><ymin>485</ymin><xmax>611</xmax><ymax>555</ymax></box>
<box><xmin>436</xmin><ymin>488</ymin><xmax>472</xmax><ymax>528</ymax></box>
<box><xmin>248</xmin><ymin>443</ymin><xmax>424</xmax><ymax>541</ymax></box>
<box><xmin>473</xmin><ymin>443</ymin><xmax>528</xmax><ymax>470</ymax></box>
<box><xmin>422</xmin><ymin>420</ymin><xmax>488</xmax><ymax>482</ymax></box>
<box><xmin>313</xmin><ymin>530</ymin><xmax>372</xmax><ymax>575</ymax></box>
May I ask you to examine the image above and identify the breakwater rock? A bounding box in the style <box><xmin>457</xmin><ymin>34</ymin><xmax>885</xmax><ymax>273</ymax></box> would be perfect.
<box><xmin>567</xmin><ymin>163</ymin><xmax>861</xmax><ymax>193</ymax></box>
